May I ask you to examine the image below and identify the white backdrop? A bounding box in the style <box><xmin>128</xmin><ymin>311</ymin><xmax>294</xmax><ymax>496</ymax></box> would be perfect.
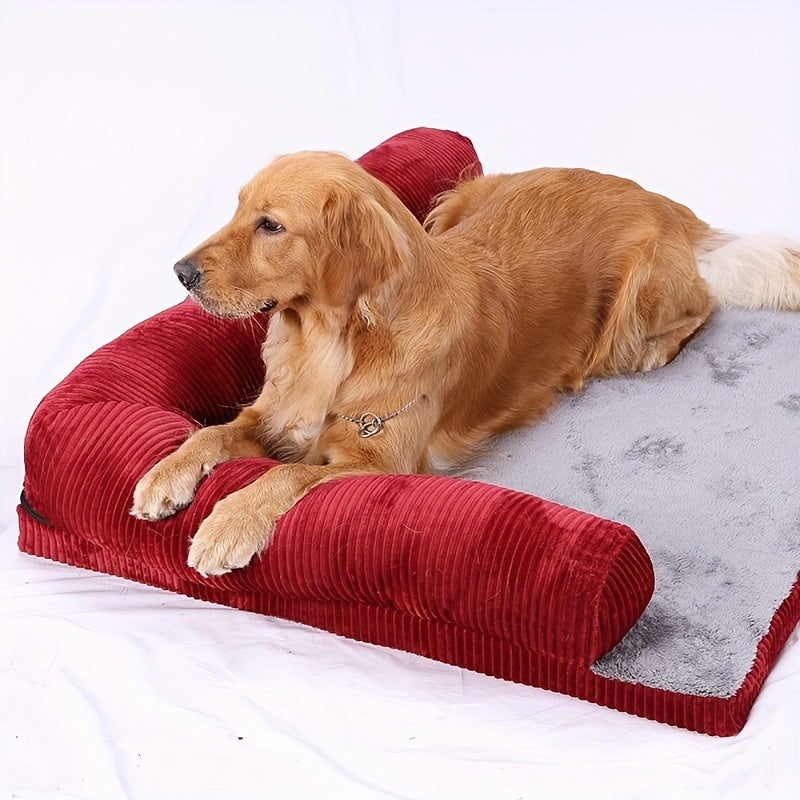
<box><xmin>2</xmin><ymin>2</ymin><xmax>799</xmax><ymax>798</ymax></box>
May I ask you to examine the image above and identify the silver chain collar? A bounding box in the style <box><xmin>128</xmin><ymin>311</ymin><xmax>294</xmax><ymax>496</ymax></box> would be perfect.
<box><xmin>336</xmin><ymin>395</ymin><xmax>424</xmax><ymax>438</ymax></box>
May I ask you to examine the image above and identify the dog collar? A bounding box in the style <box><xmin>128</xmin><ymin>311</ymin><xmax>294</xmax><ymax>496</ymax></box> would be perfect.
<box><xmin>336</xmin><ymin>395</ymin><xmax>424</xmax><ymax>438</ymax></box>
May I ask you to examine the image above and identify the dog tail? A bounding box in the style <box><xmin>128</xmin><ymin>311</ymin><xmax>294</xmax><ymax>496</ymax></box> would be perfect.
<box><xmin>694</xmin><ymin>230</ymin><xmax>800</xmax><ymax>310</ymax></box>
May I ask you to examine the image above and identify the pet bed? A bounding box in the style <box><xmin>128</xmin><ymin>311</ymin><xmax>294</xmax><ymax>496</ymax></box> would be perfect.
<box><xmin>17</xmin><ymin>127</ymin><xmax>797</xmax><ymax>736</ymax></box>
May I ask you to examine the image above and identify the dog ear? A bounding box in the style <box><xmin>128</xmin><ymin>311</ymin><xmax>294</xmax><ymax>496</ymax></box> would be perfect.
<box><xmin>318</xmin><ymin>183</ymin><xmax>410</xmax><ymax>308</ymax></box>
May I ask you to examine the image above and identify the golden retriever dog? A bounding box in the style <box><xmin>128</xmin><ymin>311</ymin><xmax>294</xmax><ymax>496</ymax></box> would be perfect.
<box><xmin>131</xmin><ymin>152</ymin><xmax>800</xmax><ymax>576</ymax></box>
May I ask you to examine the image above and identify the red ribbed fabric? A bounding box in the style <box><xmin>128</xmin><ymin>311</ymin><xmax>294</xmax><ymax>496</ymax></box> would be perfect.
<box><xmin>356</xmin><ymin>127</ymin><xmax>482</xmax><ymax>222</ymax></box>
<box><xmin>24</xmin><ymin>126</ymin><xmax>782</xmax><ymax>736</ymax></box>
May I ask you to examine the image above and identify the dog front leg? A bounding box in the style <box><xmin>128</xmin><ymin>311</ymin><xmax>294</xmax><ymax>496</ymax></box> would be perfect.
<box><xmin>131</xmin><ymin>408</ymin><xmax>268</xmax><ymax>522</ymax></box>
<box><xmin>186</xmin><ymin>462</ymin><xmax>360</xmax><ymax>576</ymax></box>
<box><xmin>186</xmin><ymin>399</ymin><xmax>437</xmax><ymax>576</ymax></box>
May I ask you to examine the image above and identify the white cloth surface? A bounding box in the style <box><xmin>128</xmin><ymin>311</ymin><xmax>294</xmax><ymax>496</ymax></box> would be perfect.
<box><xmin>2</xmin><ymin>2</ymin><xmax>799</xmax><ymax>798</ymax></box>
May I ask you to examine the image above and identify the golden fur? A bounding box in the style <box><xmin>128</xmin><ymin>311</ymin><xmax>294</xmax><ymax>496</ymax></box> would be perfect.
<box><xmin>131</xmin><ymin>152</ymin><xmax>796</xmax><ymax>576</ymax></box>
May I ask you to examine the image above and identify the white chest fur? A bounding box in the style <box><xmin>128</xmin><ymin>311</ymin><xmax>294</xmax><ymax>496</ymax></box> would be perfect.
<box><xmin>259</xmin><ymin>310</ymin><xmax>353</xmax><ymax>460</ymax></box>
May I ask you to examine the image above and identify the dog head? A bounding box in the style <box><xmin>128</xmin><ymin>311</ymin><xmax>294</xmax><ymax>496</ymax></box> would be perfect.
<box><xmin>174</xmin><ymin>151</ymin><xmax>411</xmax><ymax>318</ymax></box>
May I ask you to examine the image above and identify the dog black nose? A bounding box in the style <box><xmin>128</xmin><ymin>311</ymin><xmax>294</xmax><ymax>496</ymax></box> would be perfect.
<box><xmin>174</xmin><ymin>259</ymin><xmax>201</xmax><ymax>290</ymax></box>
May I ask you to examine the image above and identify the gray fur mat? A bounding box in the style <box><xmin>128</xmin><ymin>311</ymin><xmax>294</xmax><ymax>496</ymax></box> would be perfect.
<box><xmin>475</xmin><ymin>309</ymin><xmax>799</xmax><ymax>698</ymax></box>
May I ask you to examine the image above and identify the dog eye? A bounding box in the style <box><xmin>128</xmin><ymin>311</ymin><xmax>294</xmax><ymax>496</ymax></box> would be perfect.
<box><xmin>258</xmin><ymin>218</ymin><xmax>284</xmax><ymax>234</ymax></box>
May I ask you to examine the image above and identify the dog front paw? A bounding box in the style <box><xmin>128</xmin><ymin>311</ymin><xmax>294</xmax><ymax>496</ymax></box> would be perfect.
<box><xmin>187</xmin><ymin>494</ymin><xmax>276</xmax><ymax>577</ymax></box>
<box><xmin>131</xmin><ymin>456</ymin><xmax>205</xmax><ymax>521</ymax></box>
